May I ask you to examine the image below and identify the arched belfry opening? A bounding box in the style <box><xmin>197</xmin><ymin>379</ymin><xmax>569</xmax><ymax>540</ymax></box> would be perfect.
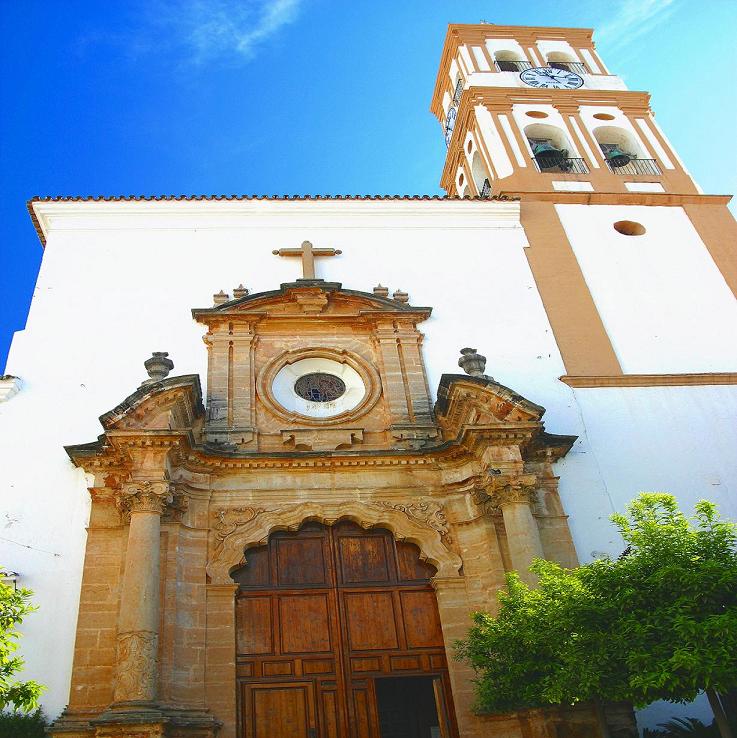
<box><xmin>233</xmin><ymin>519</ymin><xmax>458</xmax><ymax>738</ymax></box>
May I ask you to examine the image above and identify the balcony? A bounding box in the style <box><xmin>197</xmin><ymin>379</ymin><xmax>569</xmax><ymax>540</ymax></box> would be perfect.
<box><xmin>479</xmin><ymin>178</ymin><xmax>491</xmax><ymax>198</ymax></box>
<box><xmin>549</xmin><ymin>61</ymin><xmax>587</xmax><ymax>75</ymax></box>
<box><xmin>495</xmin><ymin>60</ymin><xmax>533</xmax><ymax>73</ymax></box>
<box><xmin>532</xmin><ymin>157</ymin><xmax>590</xmax><ymax>174</ymax></box>
<box><xmin>605</xmin><ymin>158</ymin><xmax>662</xmax><ymax>176</ymax></box>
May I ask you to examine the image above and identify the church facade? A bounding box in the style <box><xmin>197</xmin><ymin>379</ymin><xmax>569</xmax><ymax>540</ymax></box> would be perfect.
<box><xmin>2</xmin><ymin>23</ymin><xmax>737</xmax><ymax>738</ymax></box>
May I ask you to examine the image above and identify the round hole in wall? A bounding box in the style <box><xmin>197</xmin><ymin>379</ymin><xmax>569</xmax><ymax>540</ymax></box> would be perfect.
<box><xmin>525</xmin><ymin>111</ymin><xmax>548</xmax><ymax>119</ymax></box>
<box><xmin>594</xmin><ymin>113</ymin><xmax>616</xmax><ymax>121</ymax></box>
<box><xmin>458</xmin><ymin>172</ymin><xmax>465</xmax><ymax>186</ymax></box>
<box><xmin>613</xmin><ymin>220</ymin><xmax>646</xmax><ymax>236</ymax></box>
<box><xmin>467</xmin><ymin>140</ymin><xmax>473</xmax><ymax>153</ymax></box>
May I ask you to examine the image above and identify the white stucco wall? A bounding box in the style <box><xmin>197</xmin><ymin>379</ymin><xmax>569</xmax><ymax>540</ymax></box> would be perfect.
<box><xmin>555</xmin><ymin>203</ymin><xmax>737</xmax><ymax>373</ymax></box>
<box><xmin>1</xmin><ymin>199</ymin><xmax>735</xmax><ymax>730</ymax></box>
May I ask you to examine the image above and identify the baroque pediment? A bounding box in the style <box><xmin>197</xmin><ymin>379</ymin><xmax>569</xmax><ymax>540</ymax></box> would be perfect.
<box><xmin>435</xmin><ymin>373</ymin><xmax>576</xmax><ymax>460</ymax></box>
<box><xmin>98</xmin><ymin>375</ymin><xmax>204</xmax><ymax>432</ymax></box>
<box><xmin>192</xmin><ymin>280</ymin><xmax>432</xmax><ymax>324</ymax></box>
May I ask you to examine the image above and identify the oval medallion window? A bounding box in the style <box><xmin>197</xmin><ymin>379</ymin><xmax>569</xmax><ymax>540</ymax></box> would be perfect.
<box><xmin>294</xmin><ymin>373</ymin><xmax>346</xmax><ymax>403</ymax></box>
<box><xmin>270</xmin><ymin>356</ymin><xmax>367</xmax><ymax>419</ymax></box>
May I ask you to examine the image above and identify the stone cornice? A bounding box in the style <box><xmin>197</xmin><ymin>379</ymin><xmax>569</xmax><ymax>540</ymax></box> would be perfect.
<box><xmin>28</xmin><ymin>197</ymin><xmax>520</xmax><ymax>246</ymax></box>
<box><xmin>509</xmin><ymin>192</ymin><xmax>733</xmax><ymax>207</ymax></box>
<box><xmin>561</xmin><ymin>372</ymin><xmax>737</xmax><ymax>388</ymax></box>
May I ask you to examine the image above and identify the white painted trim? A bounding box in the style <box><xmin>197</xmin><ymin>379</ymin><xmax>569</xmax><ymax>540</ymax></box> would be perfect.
<box><xmin>568</xmin><ymin>115</ymin><xmax>600</xmax><ymax>169</ymax></box>
<box><xmin>30</xmin><ymin>200</ymin><xmax>525</xmax><ymax>242</ymax></box>
<box><xmin>625</xmin><ymin>182</ymin><xmax>665</xmax><ymax>193</ymax></box>
<box><xmin>635</xmin><ymin>118</ymin><xmax>674</xmax><ymax>169</ymax></box>
<box><xmin>498</xmin><ymin>115</ymin><xmax>528</xmax><ymax>168</ymax></box>
<box><xmin>527</xmin><ymin>46</ymin><xmax>543</xmax><ymax>66</ymax></box>
<box><xmin>471</xmin><ymin>46</ymin><xmax>491</xmax><ymax>72</ymax></box>
<box><xmin>552</xmin><ymin>181</ymin><xmax>594</xmax><ymax>192</ymax></box>
<box><xmin>459</xmin><ymin>45</ymin><xmax>475</xmax><ymax>75</ymax></box>
<box><xmin>580</xmin><ymin>48</ymin><xmax>601</xmax><ymax>74</ymax></box>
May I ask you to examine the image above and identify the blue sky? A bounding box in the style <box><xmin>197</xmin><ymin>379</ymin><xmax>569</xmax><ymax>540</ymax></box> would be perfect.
<box><xmin>2</xmin><ymin>0</ymin><xmax>736</xmax><ymax>368</ymax></box>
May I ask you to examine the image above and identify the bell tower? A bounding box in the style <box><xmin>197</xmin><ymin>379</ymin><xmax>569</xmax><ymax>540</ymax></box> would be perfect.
<box><xmin>429</xmin><ymin>23</ymin><xmax>737</xmax><ymax>386</ymax></box>
<box><xmin>431</xmin><ymin>24</ymin><xmax>699</xmax><ymax>197</ymax></box>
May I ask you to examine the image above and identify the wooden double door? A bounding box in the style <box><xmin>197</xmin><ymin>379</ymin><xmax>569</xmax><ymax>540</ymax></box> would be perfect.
<box><xmin>233</xmin><ymin>520</ymin><xmax>458</xmax><ymax>738</ymax></box>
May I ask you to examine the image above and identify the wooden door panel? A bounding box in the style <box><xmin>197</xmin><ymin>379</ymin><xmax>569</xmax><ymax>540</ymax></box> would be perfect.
<box><xmin>399</xmin><ymin>590</ymin><xmax>445</xmax><ymax>649</ymax></box>
<box><xmin>337</xmin><ymin>535</ymin><xmax>390</xmax><ymax>584</ymax></box>
<box><xmin>279</xmin><ymin>593</ymin><xmax>332</xmax><ymax>654</ymax></box>
<box><xmin>245</xmin><ymin>682</ymin><xmax>315</xmax><ymax>738</ymax></box>
<box><xmin>319</xmin><ymin>688</ymin><xmax>343</xmax><ymax>738</ymax></box>
<box><xmin>276</xmin><ymin>537</ymin><xmax>328</xmax><ymax>586</ymax></box>
<box><xmin>343</xmin><ymin>592</ymin><xmax>398</xmax><ymax>651</ymax></box>
<box><xmin>351</xmin><ymin>686</ymin><xmax>378</xmax><ymax>738</ymax></box>
<box><xmin>236</xmin><ymin>596</ymin><xmax>273</xmax><ymax>655</ymax></box>
<box><xmin>233</xmin><ymin>546</ymin><xmax>271</xmax><ymax>588</ymax></box>
<box><xmin>237</xmin><ymin>521</ymin><xmax>456</xmax><ymax>738</ymax></box>
<box><xmin>396</xmin><ymin>542</ymin><xmax>438</xmax><ymax>582</ymax></box>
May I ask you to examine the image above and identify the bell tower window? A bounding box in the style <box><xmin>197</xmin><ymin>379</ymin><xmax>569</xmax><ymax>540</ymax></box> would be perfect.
<box><xmin>494</xmin><ymin>50</ymin><xmax>532</xmax><ymax>73</ymax></box>
<box><xmin>545</xmin><ymin>52</ymin><xmax>587</xmax><ymax>75</ymax></box>
<box><xmin>525</xmin><ymin>124</ymin><xmax>589</xmax><ymax>174</ymax></box>
<box><xmin>593</xmin><ymin>125</ymin><xmax>662</xmax><ymax>175</ymax></box>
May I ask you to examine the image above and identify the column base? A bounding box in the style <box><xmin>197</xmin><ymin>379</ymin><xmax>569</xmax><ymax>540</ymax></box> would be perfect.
<box><xmin>49</xmin><ymin>705</ymin><xmax>221</xmax><ymax>738</ymax></box>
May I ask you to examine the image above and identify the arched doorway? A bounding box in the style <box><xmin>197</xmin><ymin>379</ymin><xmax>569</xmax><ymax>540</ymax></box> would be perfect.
<box><xmin>232</xmin><ymin>520</ymin><xmax>459</xmax><ymax>738</ymax></box>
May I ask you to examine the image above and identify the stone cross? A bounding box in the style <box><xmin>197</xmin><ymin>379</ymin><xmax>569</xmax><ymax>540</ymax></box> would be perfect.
<box><xmin>272</xmin><ymin>240</ymin><xmax>342</xmax><ymax>280</ymax></box>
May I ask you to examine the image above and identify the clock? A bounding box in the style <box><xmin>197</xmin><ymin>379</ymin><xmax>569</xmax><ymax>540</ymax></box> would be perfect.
<box><xmin>519</xmin><ymin>66</ymin><xmax>583</xmax><ymax>90</ymax></box>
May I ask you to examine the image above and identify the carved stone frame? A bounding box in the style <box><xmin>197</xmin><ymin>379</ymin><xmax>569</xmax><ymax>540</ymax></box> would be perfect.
<box><xmin>206</xmin><ymin>500</ymin><xmax>462</xmax><ymax>584</ymax></box>
<box><xmin>256</xmin><ymin>347</ymin><xmax>383</xmax><ymax>426</ymax></box>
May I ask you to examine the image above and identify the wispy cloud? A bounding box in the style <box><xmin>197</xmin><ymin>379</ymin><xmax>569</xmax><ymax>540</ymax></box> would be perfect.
<box><xmin>78</xmin><ymin>0</ymin><xmax>303</xmax><ymax>66</ymax></box>
<box><xmin>596</xmin><ymin>0</ymin><xmax>681</xmax><ymax>54</ymax></box>
<box><xmin>158</xmin><ymin>0</ymin><xmax>302</xmax><ymax>63</ymax></box>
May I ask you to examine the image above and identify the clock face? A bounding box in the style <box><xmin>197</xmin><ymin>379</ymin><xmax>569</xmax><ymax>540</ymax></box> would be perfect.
<box><xmin>520</xmin><ymin>66</ymin><xmax>583</xmax><ymax>89</ymax></box>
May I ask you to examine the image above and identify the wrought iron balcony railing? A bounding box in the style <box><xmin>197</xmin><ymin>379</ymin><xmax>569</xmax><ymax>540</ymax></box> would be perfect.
<box><xmin>532</xmin><ymin>157</ymin><xmax>590</xmax><ymax>174</ymax></box>
<box><xmin>453</xmin><ymin>77</ymin><xmax>463</xmax><ymax>104</ymax></box>
<box><xmin>605</xmin><ymin>158</ymin><xmax>662</xmax><ymax>176</ymax></box>
<box><xmin>495</xmin><ymin>60</ymin><xmax>533</xmax><ymax>73</ymax></box>
<box><xmin>479</xmin><ymin>178</ymin><xmax>491</xmax><ymax>198</ymax></box>
<box><xmin>549</xmin><ymin>61</ymin><xmax>587</xmax><ymax>75</ymax></box>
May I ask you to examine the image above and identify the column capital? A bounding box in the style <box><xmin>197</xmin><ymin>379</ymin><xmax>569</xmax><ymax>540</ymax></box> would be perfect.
<box><xmin>472</xmin><ymin>473</ymin><xmax>537</xmax><ymax>515</ymax></box>
<box><xmin>117</xmin><ymin>480</ymin><xmax>174</xmax><ymax>518</ymax></box>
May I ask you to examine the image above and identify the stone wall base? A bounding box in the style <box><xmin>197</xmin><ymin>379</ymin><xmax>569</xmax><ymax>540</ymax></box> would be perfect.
<box><xmin>49</xmin><ymin>706</ymin><xmax>220</xmax><ymax>738</ymax></box>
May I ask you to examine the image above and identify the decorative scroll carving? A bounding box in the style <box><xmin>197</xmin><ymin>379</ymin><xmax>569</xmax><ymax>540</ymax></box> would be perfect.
<box><xmin>214</xmin><ymin>506</ymin><xmax>268</xmax><ymax>541</ymax></box>
<box><xmin>206</xmin><ymin>501</ymin><xmax>462</xmax><ymax>585</ymax></box>
<box><xmin>370</xmin><ymin>499</ymin><xmax>452</xmax><ymax>545</ymax></box>
<box><xmin>472</xmin><ymin>474</ymin><xmax>538</xmax><ymax>516</ymax></box>
<box><xmin>116</xmin><ymin>480</ymin><xmax>174</xmax><ymax>521</ymax></box>
<box><xmin>113</xmin><ymin>630</ymin><xmax>158</xmax><ymax>702</ymax></box>
<box><xmin>161</xmin><ymin>486</ymin><xmax>189</xmax><ymax>523</ymax></box>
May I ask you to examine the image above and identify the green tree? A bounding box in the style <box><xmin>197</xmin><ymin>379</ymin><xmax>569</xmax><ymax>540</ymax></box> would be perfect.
<box><xmin>456</xmin><ymin>494</ymin><xmax>737</xmax><ymax>738</ymax></box>
<box><xmin>0</xmin><ymin>579</ymin><xmax>43</xmax><ymax>712</ymax></box>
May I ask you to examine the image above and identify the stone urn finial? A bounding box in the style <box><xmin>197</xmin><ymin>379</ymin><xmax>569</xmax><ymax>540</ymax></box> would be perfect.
<box><xmin>458</xmin><ymin>347</ymin><xmax>489</xmax><ymax>378</ymax></box>
<box><xmin>143</xmin><ymin>352</ymin><xmax>174</xmax><ymax>384</ymax></box>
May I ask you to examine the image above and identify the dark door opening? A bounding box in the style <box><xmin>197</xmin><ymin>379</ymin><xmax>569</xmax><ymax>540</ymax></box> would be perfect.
<box><xmin>375</xmin><ymin>676</ymin><xmax>444</xmax><ymax>738</ymax></box>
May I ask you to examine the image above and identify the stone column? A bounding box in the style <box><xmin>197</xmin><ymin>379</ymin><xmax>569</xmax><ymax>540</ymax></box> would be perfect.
<box><xmin>494</xmin><ymin>476</ymin><xmax>544</xmax><ymax>586</ymax></box>
<box><xmin>113</xmin><ymin>480</ymin><xmax>172</xmax><ymax>704</ymax></box>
